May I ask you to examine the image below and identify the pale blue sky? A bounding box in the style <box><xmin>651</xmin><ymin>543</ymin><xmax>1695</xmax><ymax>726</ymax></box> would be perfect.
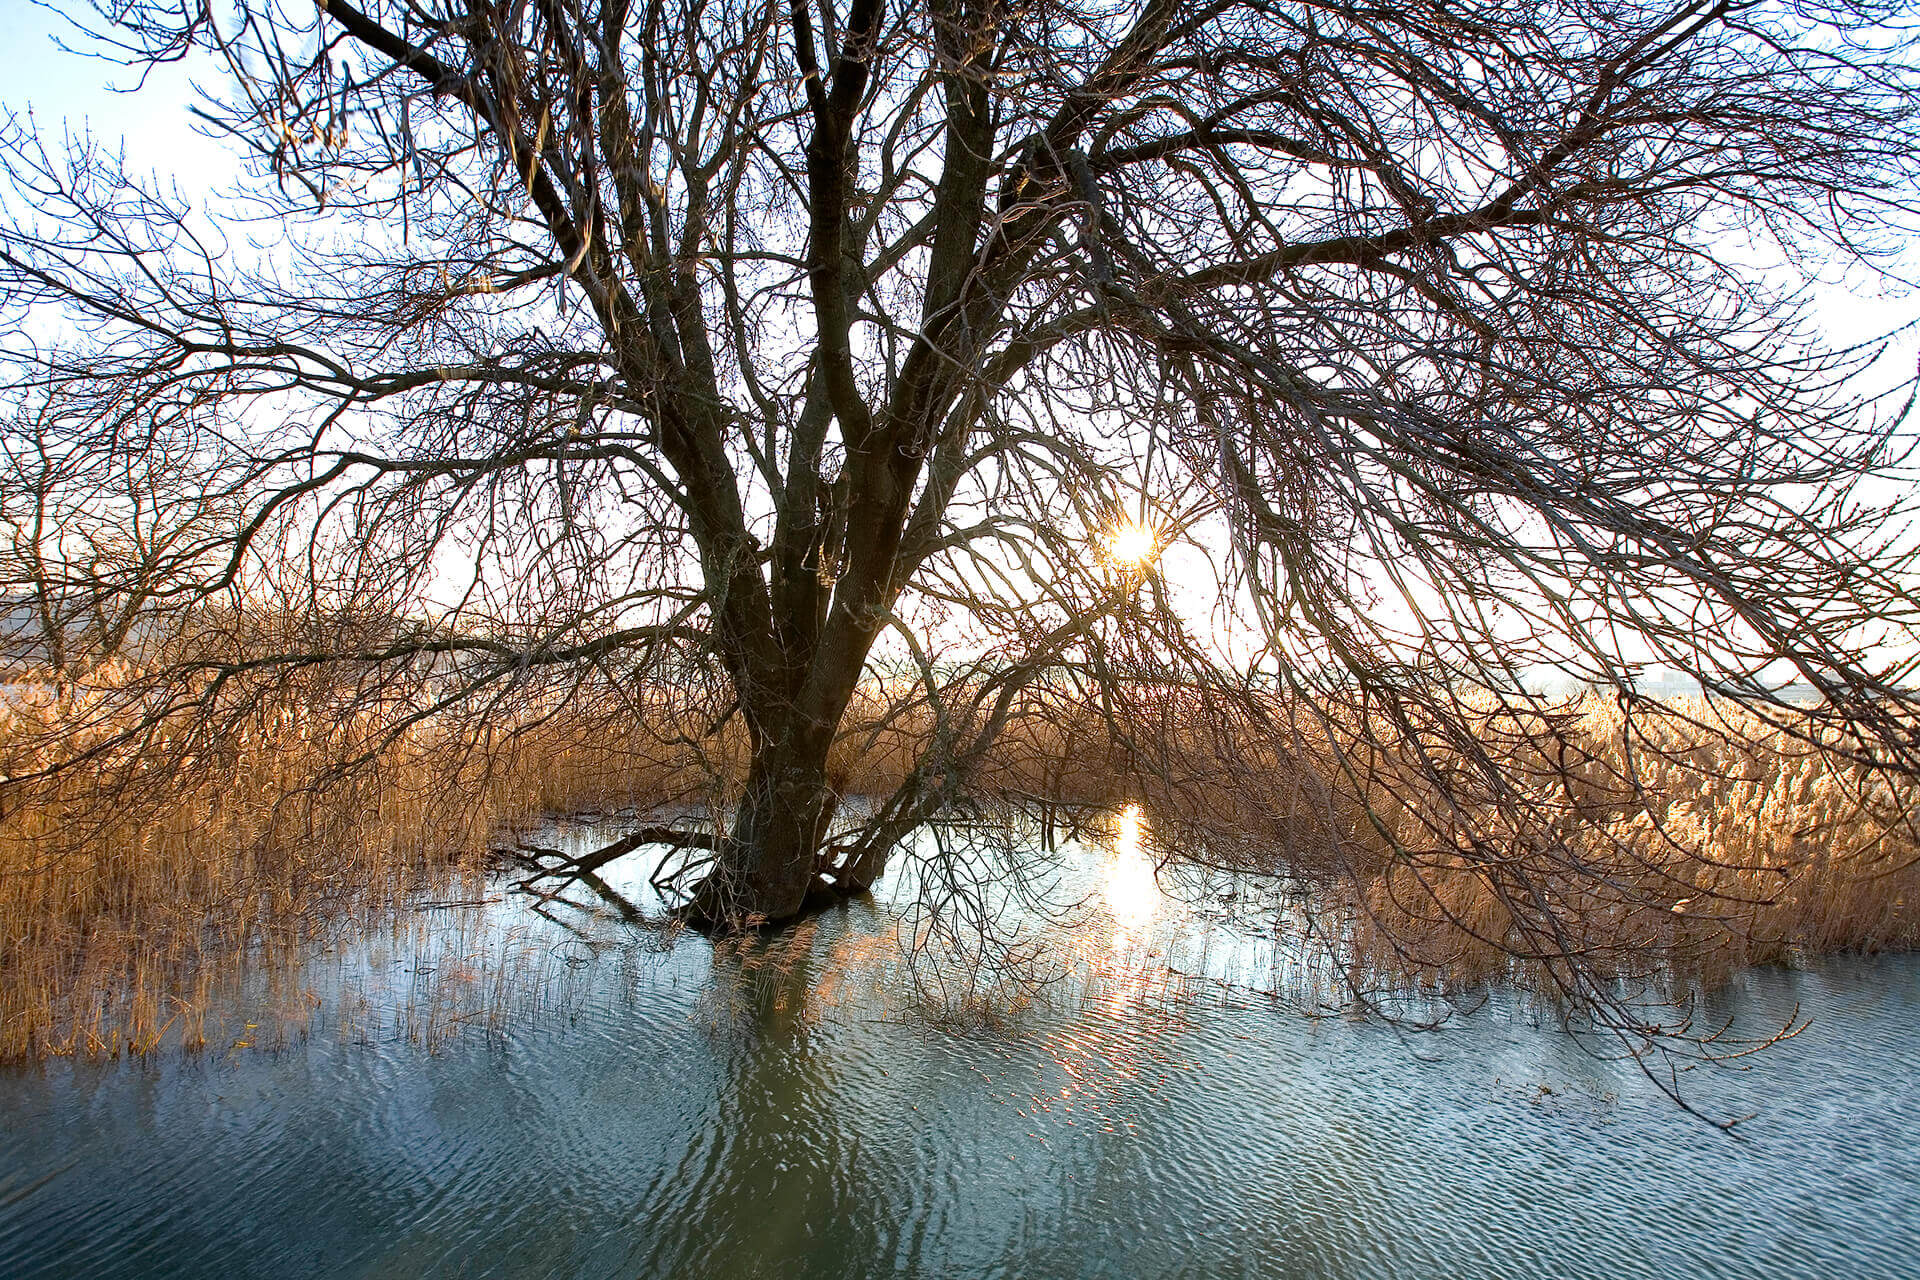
<box><xmin>5</xmin><ymin>2</ymin><xmax>238</xmax><ymax>187</ymax></box>
<box><xmin>4</xmin><ymin>0</ymin><xmax>1916</xmax><ymax>683</ymax></box>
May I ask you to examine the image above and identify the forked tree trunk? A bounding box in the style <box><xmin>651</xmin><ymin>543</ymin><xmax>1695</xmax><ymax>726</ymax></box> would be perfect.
<box><xmin>676</xmin><ymin>448</ymin><xmax>913</xmax><ymax>927</ymax></box>
<box><xmin>688</xmin><ymin>744</ymin><xmax>837</xmax><ymax>927</ymax></box>
<box><xmin>684</xmin><ymin>663</ymin><xmax>884</xmax><ymax>928</ymax></box>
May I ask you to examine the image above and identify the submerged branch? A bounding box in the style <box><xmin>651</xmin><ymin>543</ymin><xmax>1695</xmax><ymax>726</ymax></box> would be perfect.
<box><xmin>514</xmin><ymin>825</ymin><xmax>718</xmax><ymax>889</ymax></box>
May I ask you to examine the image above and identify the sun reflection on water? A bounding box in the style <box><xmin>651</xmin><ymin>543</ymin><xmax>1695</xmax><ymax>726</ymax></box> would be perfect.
<box><xmin>1103</xmin><ymin>803</ymin><xmax>1160</xmax><ymax>950</ymax></box>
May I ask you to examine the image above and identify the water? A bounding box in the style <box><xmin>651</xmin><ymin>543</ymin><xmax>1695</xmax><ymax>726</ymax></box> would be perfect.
<box><xmin>3</xmin><ymin>812</ymin><xmax>1918</xmax><ymax>1279</ymax></box>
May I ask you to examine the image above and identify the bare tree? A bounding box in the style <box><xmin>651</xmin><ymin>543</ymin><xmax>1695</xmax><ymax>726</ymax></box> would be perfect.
<box><xmin>2</xmin><ymin>0</ymin><xmax>1918</xmax><ymax>993</ymax></box>
<box><xmin>0</xmin><ymin>395</ymin><xmax>238</xmax><ymax>679</ymax></box>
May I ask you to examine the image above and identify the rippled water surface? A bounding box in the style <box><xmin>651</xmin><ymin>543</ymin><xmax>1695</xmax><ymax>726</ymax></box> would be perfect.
<box><xmin>4</xmin><ymin>814</ymin><xmax>1919</xmax><ymax>1279</ymax></box>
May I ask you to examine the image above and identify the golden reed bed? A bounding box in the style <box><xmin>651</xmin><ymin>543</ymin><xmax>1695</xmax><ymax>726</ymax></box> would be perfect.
<box><xmin>0</xmin><ymin>670</ymin><xmax>1914</xmax><ymax>1060</ymax></box>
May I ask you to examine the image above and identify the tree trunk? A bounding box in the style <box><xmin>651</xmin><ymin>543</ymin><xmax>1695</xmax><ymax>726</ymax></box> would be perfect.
<box><xmin>686</xmin><ymin>728</ymin><xmax>840</xmax><ymax>929</ymax></box>
<box><xmin>684</xmin><ymin>492</ymin><xmax>897</xmax><ymax>928</ymax></box>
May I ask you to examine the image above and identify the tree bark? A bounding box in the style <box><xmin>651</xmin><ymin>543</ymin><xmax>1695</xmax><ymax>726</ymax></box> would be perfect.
<box><xmin>686</xmin><ymin>718</ymin><xmax>843</xmax><ymax>928</ymax></box>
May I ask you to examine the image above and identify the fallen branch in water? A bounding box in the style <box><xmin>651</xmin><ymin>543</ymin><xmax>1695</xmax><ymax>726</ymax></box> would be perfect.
<box><xmin>513</xmin><ymin>825</ymin><xmax>717</xmax><ymax>889</ymax></box>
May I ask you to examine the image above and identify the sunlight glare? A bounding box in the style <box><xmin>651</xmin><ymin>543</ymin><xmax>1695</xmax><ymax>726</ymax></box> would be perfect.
<box><xmin>1105</xmin><ymin>521</ymin><xmax>1157</xmax><ymax>569</ymax></box>
<box><xmin>1104</xmin><ymin>803</ymin><xmax>1159</xmax><ymax>948</ymax></box>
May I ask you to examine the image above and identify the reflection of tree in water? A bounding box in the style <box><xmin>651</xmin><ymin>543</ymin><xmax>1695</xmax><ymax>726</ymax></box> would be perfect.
<box><xmin>488</xmin><ymin>808</ymin><xmax>1447</xmax><ymax>1063</ymax></box>
<box><xmin>650</xmin><ymin>873</ymin><xmax>1214</xmax><ymax>1279</ymax></box>
<box><xmin>696</xmin><ymin>906</ymin><xmax>898</xmax><ymax>1044</ymax></box>
<box><xmin>635</xmin><ymin>906</ymin><xmax>910</xmax><ymax>1276</ymax></box>
<box><xmin>687</xmin><ymin>806</ymin><xmax>1207</xmax><ymax>1040</ymax></box>
<box><xmin>522</xmin><ymin>867</ymin><xmax>657</xmax><ymax>940</ymax></box>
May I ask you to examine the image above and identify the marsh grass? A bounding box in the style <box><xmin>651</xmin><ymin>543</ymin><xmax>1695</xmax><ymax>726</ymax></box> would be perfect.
<box><xmin>2</xmin><ymin>668</ymin><xmax>1916</xmax><ymax>1061</ymax></box>
<box><xmin>1342</xmin><ymin>696</ymin><xmax>1920</xmax><ymax>998</ymax></box>
<box><xmin>0</xmin><ymin>670</ymin><xmax>720</xmax><ymax>1060</ymax></box>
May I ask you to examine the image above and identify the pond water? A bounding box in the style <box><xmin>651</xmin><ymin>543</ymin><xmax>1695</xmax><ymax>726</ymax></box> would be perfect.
<box><xmin>2</xmin><ymin>811</ymin><xmax>1918</xmax><ymax>1278</ymax></box>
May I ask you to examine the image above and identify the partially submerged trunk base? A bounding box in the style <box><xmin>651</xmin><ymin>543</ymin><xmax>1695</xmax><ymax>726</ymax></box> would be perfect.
<box><xmin>504</xmin><ymin>810</ymin><xmax>888</xmax><ymax>936</ymax></box>
<box><xmin>677</xmin><ymin>833</ymin><xmax>888</xmax><ymax>934</ymax></box>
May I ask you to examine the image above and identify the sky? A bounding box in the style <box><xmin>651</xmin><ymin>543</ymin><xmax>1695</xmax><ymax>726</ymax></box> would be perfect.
<box><xmin>11</xmin><ymin>0</ymin><xmax>1913</xmax><ymax>468</ymax></box>
<box><xmin>5</xmin><ymin>3</ymin><xmax>240</xmax><ymax>189</ymax></box>
<box><xmin>17</xmin><ymin>3</ymin><xmax>1916</xmax><ymax>315</ymax></box>
<box><xmin>8</xmin><ymin>1</ymin><xmax>1916</xmax><ymax>331</ymax></box>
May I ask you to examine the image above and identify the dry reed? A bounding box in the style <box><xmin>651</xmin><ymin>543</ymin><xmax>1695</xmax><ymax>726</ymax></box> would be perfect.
<box><xmin>1342</xmin><ymin>696</ymin><xmax>1920</xmax><ymax>995</ymax></box>
<box><xmin>3</xmin><ymin>667</ymin><xmax>1915</xmax><ymax>1061</ymax></box>
<box><xmin>0</xmin><ymin>669</ymin><xmax>719</xmax><ymax>1060</ymax></box>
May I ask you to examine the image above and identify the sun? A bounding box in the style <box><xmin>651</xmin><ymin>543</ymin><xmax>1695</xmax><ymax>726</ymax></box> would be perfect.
<box><xmin>1105</xmin><ymin>521</ymin><xmax>1157</xmax><ymax>568</ymax></box>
